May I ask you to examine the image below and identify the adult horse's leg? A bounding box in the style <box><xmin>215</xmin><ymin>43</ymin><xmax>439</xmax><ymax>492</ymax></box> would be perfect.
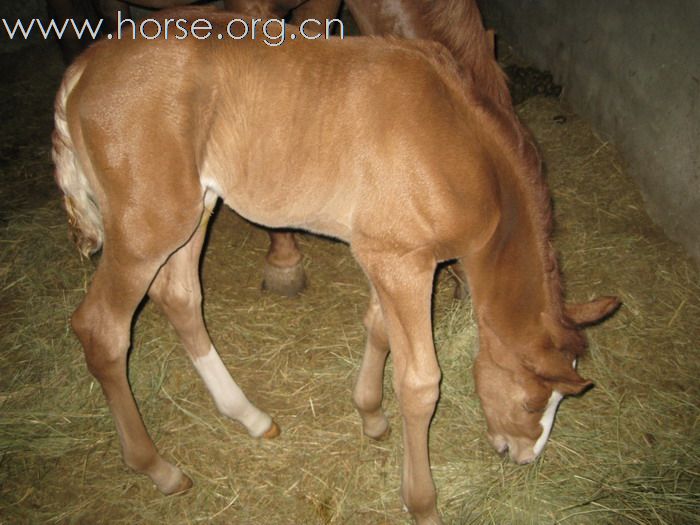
<box><xmin>125</xmin><ymin>0</ymin><xmax>201</xmax><ymax>7</ymax></box>
<box><xmin>148</xmin><ymin>193</ymin><xmax>279</xmax><ymax>438</ymax></box>
<box><xmin>222</xmin><ymin>0</ymin><xmax>286</xmax><ymax>17</ymax></box>
<box><xmin>287</xmin><ymin>0</ymin><xmax>342</xmax><ymax>26</ymax></box>
<box><xmin>353</xmin><ymin>286</ymin><xmax>391</xmax><ymax>439</ymax></box>
<box><xmin>450</xmin><ymin>260</ymin><xmax>469</xmax><ymax>300</ymax></box>
<box><xmin>262</xmin><ymin>231</ymin><xmax>306</xmax><ymax>296</ymax></box>
<box><xmin>71</xmin><ymin>224</ymin><xmax>201</xmax><ymax>494</ymax></box>
<box><xmin>356</xmin><ymin>247</ymin><xmax>441</xmax><ymax>524</ymax></box>
<box><xmin>344</xmin><ymin>0</ymin><xmax>422</xmax><ymax>37</ymax></box>
<box><xmin>95</xmin><ymin>0</ymin><xmax>130</xmax><ymax>32</ymax></box>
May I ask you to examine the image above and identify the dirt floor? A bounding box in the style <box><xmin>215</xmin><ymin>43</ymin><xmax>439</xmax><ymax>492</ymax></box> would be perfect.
<box><xmin>0</xmin><ymin>38</ymin><xmax>698</xmax><ymax>524</ymax></box>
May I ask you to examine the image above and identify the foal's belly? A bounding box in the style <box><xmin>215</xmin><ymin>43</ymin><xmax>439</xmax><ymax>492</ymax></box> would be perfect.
<box><xmin>200</xmin><ymin>163</ymin><xmax>356</xmax><ymax>243</ymax></box>
<box><xmin>199</xmin><ymin>98</ymin><xmax>363</xmax><ymax>243</ymax></box>
<box><xmin>231</xmin><ymin>195</ymin><xmax>354</xmax><ymax>243</ymax></box>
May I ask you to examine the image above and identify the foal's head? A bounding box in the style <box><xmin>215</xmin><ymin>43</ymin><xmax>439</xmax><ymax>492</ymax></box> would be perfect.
<box><xmin>474</xmin><ymin>297</ymin><xmax>619</xmax><ymax>464</ymax></box>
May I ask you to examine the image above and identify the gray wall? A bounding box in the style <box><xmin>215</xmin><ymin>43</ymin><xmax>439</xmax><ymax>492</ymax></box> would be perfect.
<box><xmin>480</xmin><ymin>0</ymin><xmax>700</xmax><ymax>263</ymax></box>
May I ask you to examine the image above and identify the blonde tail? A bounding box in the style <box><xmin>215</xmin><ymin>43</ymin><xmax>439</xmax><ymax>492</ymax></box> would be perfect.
<box><xmin>52</xmin><ymin>60</ymin><xmax>103</xmax><ymax>257</ymax></box>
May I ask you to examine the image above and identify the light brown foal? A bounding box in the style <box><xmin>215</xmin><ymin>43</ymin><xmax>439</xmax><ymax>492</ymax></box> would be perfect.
<box><xmin>53</xmin><ymin>10</ymin><xmax>618</xmax><ymax>523</ymax></box>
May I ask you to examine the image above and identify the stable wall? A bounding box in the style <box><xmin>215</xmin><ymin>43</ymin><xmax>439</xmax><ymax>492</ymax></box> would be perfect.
<box><xmin>479</xmin><ymin>0</ymin><xmax>700</xmax><ymax>263</ymax></box>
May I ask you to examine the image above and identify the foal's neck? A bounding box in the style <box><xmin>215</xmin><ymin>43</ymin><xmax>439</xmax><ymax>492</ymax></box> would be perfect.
<box><xmin>465</xmin><ymin>167</ymin><xmax>562</xmax><ymax>346</ymax></box>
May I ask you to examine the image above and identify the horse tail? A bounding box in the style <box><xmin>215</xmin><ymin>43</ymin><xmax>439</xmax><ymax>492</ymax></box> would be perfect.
<box><xmin>52</xmin><ymin>58</ymin><xmax>103</xmax><ymax>258</ymax></box>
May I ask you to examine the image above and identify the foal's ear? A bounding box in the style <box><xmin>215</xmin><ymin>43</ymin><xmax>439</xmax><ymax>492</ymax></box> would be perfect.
<box><xmin>553</xmin><ymin>375</ymin><xmax>593</xmax><ymax>396</ymax></box>
<box><xmin>524</xmin><ymin>319</ymin><xmax>594</xmax><ymax>396</ymax></box>
<box><xmin>565</xmin><ymin>296</ymin><xmax>621</xmax><ymax>327</ymax></box>
<box><xmin>524</xmin><ymin>350</ymin><xmax>593</xmax><ymax>396</ymax></box>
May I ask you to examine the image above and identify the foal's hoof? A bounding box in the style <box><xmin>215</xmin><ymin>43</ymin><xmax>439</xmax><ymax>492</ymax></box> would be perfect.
<box><xmin>262</xmin><ymin>420</ymin><xmax>281</xmax><ymax>439</ymax></box>
<box><xmin>366</xmin><ymin>422</ymin><xmax>391</xmax><ymax>442</ymax></box>
<box><xmin>152</xmin><ymin>461</ymin><xmax>194</xmax><ymax>495</ymax></box>
<box><xmin>170</xmin><ymin>474</ymin><xmax>194</xmax><ymax>495</ymax></box>
<box><xmin>160</xmin><ymin>471</ymin><xmax>193</xmax><ymax>496</ymax></box>
<box><xmin>359</xmin><ymin>412</ymin><xmax>391</xmax><ymax>441</ymax></box>
<box><xmin>262</xmin><ymin>260</ymin><xmax>306</xmax><ymax>297</ymax></box>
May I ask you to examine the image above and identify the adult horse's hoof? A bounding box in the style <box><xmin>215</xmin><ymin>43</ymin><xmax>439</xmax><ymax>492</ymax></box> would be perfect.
<box><xmin>262</xmin><ymin>420</ymin><xmax>281</xmax><ymax>439</ymax></box>
<box><xmin>262</xmin><ymin>260</ymin><xmax>306</xmax><ymax>297</ymax></box>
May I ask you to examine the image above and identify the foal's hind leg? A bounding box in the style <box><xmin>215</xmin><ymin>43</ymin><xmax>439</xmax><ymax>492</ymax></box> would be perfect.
<box><xmin>262</xmin><ymin>231</ymin><xmax>306</xmax><ymax>296</ymax></box>
<box><xmin>149</xmin><ymin>197</ymin><xmax>279</xmax><ymax>439</ymax></box>
<box><xmin>72</xmin><ymin>239</ymin><xmax>196</xmax><ymax>494</ymax></box>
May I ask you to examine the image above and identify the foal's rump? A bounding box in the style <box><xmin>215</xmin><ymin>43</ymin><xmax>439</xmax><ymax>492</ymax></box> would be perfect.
<box><xmin>54</xmin><ymin>30</ymin><xmax>221</xmax><ymax>254</ymax></box>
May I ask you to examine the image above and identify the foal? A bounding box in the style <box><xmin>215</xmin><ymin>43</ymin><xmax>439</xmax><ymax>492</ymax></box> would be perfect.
<box><xmin>53</xmin><ymin>11</ymin><xmax>618</xmax><ymax>523</ymax></box>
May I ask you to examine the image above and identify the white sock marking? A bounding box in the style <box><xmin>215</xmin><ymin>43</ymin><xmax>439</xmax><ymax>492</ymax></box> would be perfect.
<box><xmin>192</xmin><ymin>346</ymin><xmax>272</xmax><ymax>437</ymax></box>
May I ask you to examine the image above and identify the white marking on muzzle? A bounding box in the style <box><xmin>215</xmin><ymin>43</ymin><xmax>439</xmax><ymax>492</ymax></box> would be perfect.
<box><xmin>192</xmin><ymin>345</ymin><xmax>272</xmax><ymax>437</ymax></box>
<box><xmin>533</xmin><ymin>390</ymin><xmax>563</xmax><ymax>457</ymax></box>
<box><xmin>532</xmin><ymin>359</ymin><xmax>578</xmax><ymax>457</ymax></box>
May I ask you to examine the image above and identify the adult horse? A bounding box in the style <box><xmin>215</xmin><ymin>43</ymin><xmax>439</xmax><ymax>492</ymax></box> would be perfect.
<box><xmin>53</xmin><ymin>9</ymin><xmax>618</xmax><ymax>523</ymax></box>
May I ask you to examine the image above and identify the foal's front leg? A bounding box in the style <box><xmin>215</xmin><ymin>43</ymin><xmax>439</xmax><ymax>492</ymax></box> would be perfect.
<box><xmin>357</xmin><ymin>249</ymin><xmax>442</xmax><ymax>525</ymax></box>
<box><xmin>149</xmin><ymin>203</ymin><xmax>279</xmax><ymax>439</ymax></box>
<box><xmin>353</xmin><ymin>286</ymin><xmax>391</xmax><ymax>439</ymax></box>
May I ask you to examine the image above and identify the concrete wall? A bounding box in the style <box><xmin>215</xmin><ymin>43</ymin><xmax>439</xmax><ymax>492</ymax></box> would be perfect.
<box><xmin>479</xmin><ymin>0</ymin><xmax>700</xmax><ymax>263</ymax></box>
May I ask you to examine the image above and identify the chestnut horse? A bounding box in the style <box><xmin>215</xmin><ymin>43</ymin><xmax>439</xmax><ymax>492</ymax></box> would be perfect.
<box><xmin>53</xmin><ymin>9</ymin><xmax>618</xmax><ymax>524</ymax></box>
<box><xmin>48</xmin><ymin>0</ymin><xmax>508</xmax><ymax>297</ymax></box>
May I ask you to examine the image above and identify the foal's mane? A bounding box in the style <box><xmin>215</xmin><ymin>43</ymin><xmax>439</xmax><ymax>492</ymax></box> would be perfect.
<box><xmin>420</xmin><ymin>0</ymin><xmax>511</xmax><ymax>109</ymax></box>
<box><xmin>414</xmin><ymin>1</ymin><xmax>570</xmax><ymax>330</ymax></box>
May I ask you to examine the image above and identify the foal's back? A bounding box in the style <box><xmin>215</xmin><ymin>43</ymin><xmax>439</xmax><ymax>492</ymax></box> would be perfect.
<box><xmin>66</xmin><ymin>13</ymin><xmax>502</xmax><ymax>256</ymax></box>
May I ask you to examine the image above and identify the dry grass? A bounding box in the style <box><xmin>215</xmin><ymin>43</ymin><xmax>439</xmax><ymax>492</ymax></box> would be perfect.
<box><xmin>1</xmin><ymin>43</ymin><xmax>699</xmax><ymax>525</ymax></box>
